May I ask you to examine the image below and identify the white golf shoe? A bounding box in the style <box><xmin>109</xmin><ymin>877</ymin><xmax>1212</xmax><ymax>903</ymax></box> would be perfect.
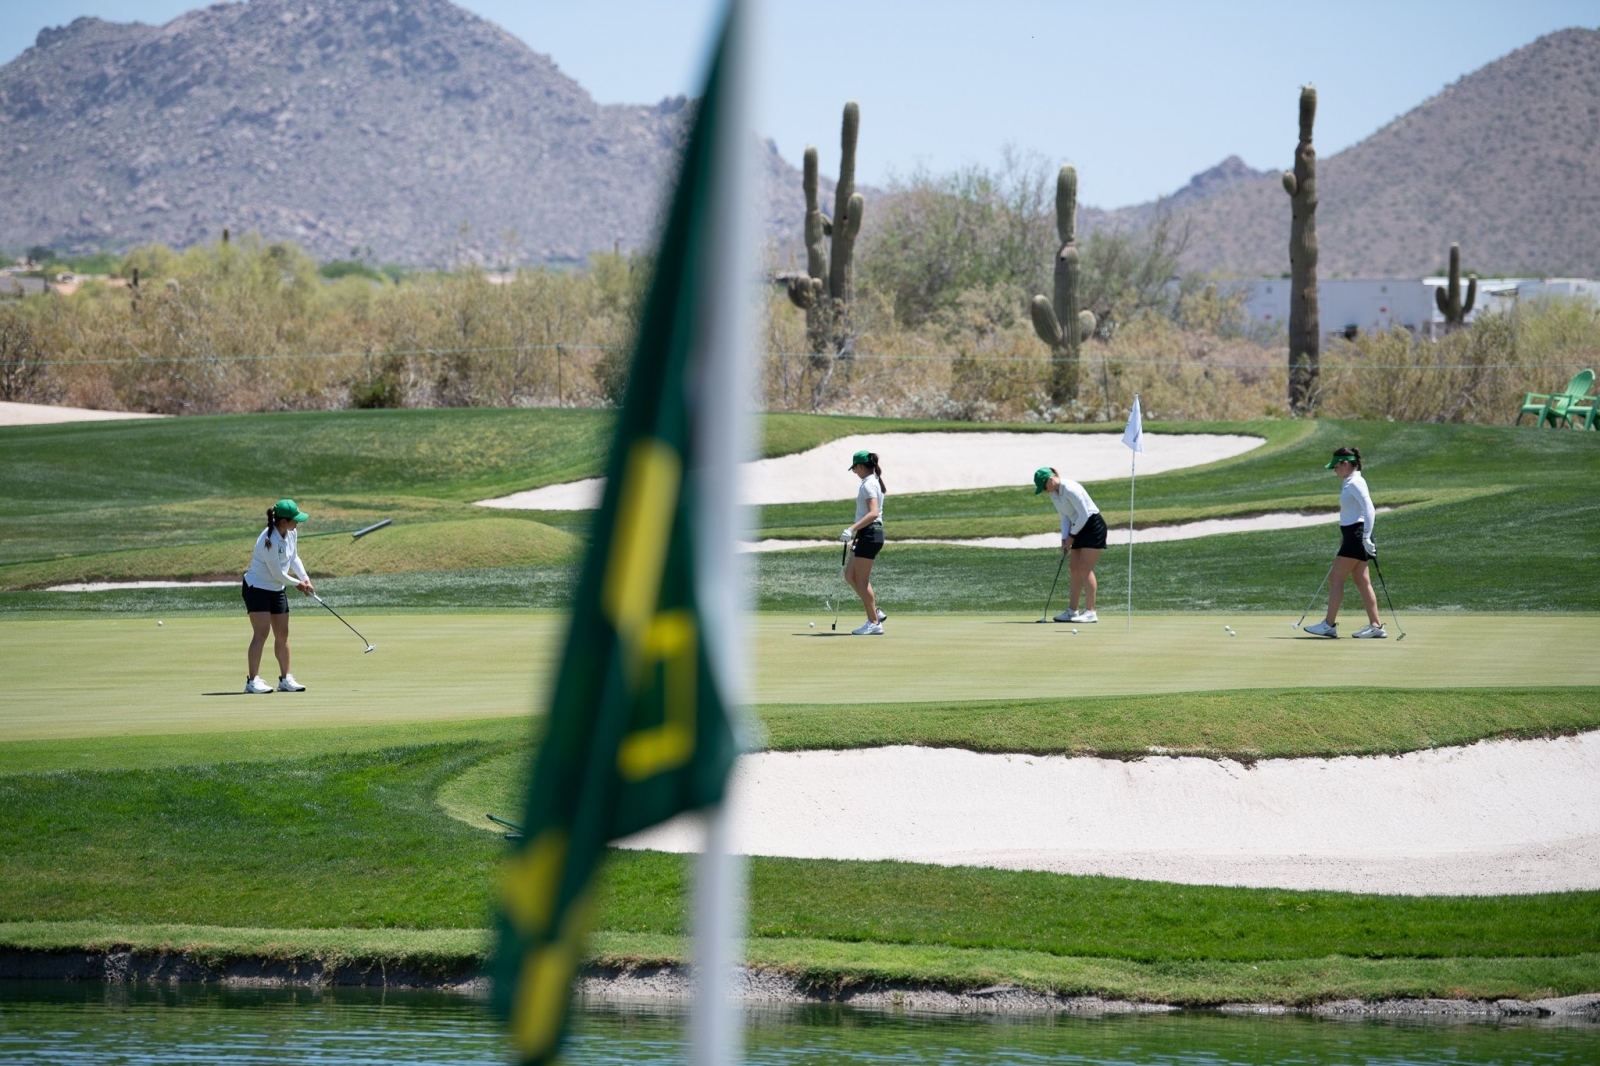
<box><xmin>851</xmin><ymin>621</ymin><xmax>884</xmax><ymax>635</ymax></box>
<box><xmin>1351</xmin><ymin>623</ymin><xmax>1387</xmax><ymax>639</ymax></box>
<box><xmin>245</xmin><ymin>676</ymin><xmax>273</xmax><ymax>694</ymax></box>
<box><xmin>277</xmin><ymin>674</ymin><xmax>307</xmax><ymax>692</ymax></box>
<box><xmin>1304</xmin><ymin>620</ymin><xmax>1338</xmax><ymax>638</ymax></box>
<box><xmin>876</xmin><ymin>608</ymin><xmax>887</xmax><ymax>624</ymax></box>
<box><xmin>1074</xmin><ymin>609</ymin><xmax>1099</xmax><ymax>623</ymax></box>
<box><xmin>1053</xmin><ymin>610</ymin><xmax>1074</xmax><ymax>622</ymax></box>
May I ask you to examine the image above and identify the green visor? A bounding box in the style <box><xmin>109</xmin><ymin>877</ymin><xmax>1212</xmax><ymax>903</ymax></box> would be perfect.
<box><xmin>1324</xmin><ymin>456</ymin><xmax>1356</xmax><ymax>469</ymax></box>
<box><xmin>1033</xmin><ymin>467</ymin><xmax>1053</xmax><ymax>494</ymax></box>
<box><xmin>272</xmin><ymin>498</ymin><xmax>310</xmax><ymax>522</ymax></box>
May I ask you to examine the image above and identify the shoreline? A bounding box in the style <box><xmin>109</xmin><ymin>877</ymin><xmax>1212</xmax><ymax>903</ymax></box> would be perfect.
<box><xmin>2</xmin><ymin>926</ymin><xmax>1596</xmax><ymax>1020</ymax></box>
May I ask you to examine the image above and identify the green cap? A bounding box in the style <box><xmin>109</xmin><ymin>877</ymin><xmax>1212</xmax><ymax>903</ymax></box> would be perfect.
<box><xmin>272</xmin><ymin>498</ymin><xmax>310</xmax><ymax>522</ymax></box>
<box><xmin>1033</xmin><ymin>468</ymin><xmax>1053</xmax><ymax>494</ymax></box>
<box><xmin>1325</xmin><ymin>454</ymin><xmax>1354</xmax><ymax>469</ymax></box>
<box><xmin>849</xmin><ymin>450</ymin><xmax>873</xmax><ymax>470</ymax></box>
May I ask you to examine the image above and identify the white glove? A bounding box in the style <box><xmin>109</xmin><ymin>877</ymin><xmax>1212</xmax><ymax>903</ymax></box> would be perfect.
<box><xmin>1362</xmin><ymin>537</ymin><xmax>1377</xmax><ymax>556</ymax></box>
<box><xmin>840</xmin><ymin>528</ymin><xmax>854</xmax><ymax>543</ymax></box>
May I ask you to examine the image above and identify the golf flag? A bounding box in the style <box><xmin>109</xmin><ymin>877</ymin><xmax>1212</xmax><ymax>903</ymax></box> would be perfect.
<box><xmin>491</xmin><ymin>6</ymin><xmax>751</xmax><ymax>1063</ymax></box>
<box><xmin>1122</xmin><ymin>394</ymin><xmax>1145</xmax><ymax>454</ymax></box>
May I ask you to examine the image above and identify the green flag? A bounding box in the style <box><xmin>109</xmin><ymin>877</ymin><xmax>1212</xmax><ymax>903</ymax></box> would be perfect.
<box><xmin>491</xmin><ymin>7</ymin><xmax>748</xmax><ymax>1063</ymax></box>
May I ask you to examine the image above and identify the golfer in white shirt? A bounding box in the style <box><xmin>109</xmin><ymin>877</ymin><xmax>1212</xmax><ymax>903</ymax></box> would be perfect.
<box><xmin>1034</xmin><ymin>467</ymin><xmax>1108</xmax><ymax>623</ymax></box>
<box><xmin>241</xmin><ymin>498</ymin><xmax>315</xmax><ymax>693</ymax></box>
<box><xmin>1304</xmin><ymin>447</ymin><xmax>1386</xmax><ymax>639</ymax></box>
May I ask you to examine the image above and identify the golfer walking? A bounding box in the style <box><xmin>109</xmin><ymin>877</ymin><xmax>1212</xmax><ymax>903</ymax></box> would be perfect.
<box><xmin>1304</xmin><ymin>446</ymin><xmax>1386</xmax><ymax>639</ymax></box>
<box><xmin>1034</xmin><ymin>467</ymin><xmax>1107</xmax><ymax>622</ymax></box>
<box><xmin>242</xmin><ymin>498</ymin><xmax>315</xmax><ymax>692</ymax></box>
<box><xmin>842</xmin><ymin>450</ymin><xmax>888</xmax><ymax>635</ymax></box>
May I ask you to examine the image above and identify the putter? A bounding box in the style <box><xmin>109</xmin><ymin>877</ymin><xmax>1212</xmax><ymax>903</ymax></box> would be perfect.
<box><xmin>313</xmin><ymin>593</ymin><xmax>376</xmax><ymax>652</ymax></box>
<box><xmin>1370</xmin><ymin>556</ymin><xmax>1407</xmax><ymax>641</ymax></box>
<box><xmin>487</xmin><ymin>813</ymin><xmax>525</xmax><ymax>840</ymax></box>
<box><xmin>1039</xmin><ymin>552</ymin><xmax>1066</xmax><ymax>623</ymax></box>
<box><xmin>1292</xmin><ymin>563</ymin><xmax>1336</xmax><ymax>630</ymax></box>
<box><xmin>831</xmin><ymin>541</ymin><xmax>850</xmax><ymax>631</ymax></box>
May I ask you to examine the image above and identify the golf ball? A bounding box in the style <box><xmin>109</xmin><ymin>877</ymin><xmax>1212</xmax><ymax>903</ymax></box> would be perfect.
<box><xmin>808</xmin><ymin>622</ymin><xmax>815</xmax><ymax>628</ymax></box>
<box><xmin>157</xmin><ymin>620</ymin><xmax>163</xmax><ymax>627</ymax></box>
<box><xmin>1071</xmin><ymin>628</ymin><xmax>1079</xmax><ymax>634</ymax></box>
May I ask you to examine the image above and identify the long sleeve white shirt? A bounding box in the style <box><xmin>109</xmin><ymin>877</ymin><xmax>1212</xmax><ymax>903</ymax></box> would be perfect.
<box><xmin>1047</xmin><ymin>479</ymin><xmax>1099</xmax><ymax>537</ymax></box>
<box><xmin>1339</xmin><ymin>470</ymin><xmax>1376</xmax><ymax>535</ymax></box>
<box><xmin>243</xmin><ymin>527</ymin><xmax>309</xmax><ymax>591</ymax></box>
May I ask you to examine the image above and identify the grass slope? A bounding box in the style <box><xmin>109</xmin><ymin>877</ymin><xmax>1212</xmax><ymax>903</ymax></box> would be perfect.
<box><xmin>1</xmin><ymin>742</ymin><xmax>1595</xmax><ymax>1002</ymax></box>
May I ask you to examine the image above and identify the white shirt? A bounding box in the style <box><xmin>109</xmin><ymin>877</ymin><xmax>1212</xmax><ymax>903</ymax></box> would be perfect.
<box><xmin>855</xmin><ymin>475</ymin><xmax>884</xmax><ymax>525</ymax></box>
<box><xmin>1339</xmin><ymin>470</ymin><xmax>1376</xmax><ymax>535</ymax></box>
<box><xmin>1047</xmin><ymin>478</ymin><xmax>1099</xmax><ymax>537</ymax></box>
<box><xmin>244</xmin><ymin>526</ymin><xmax>309</xmax><ymax>591</ymax></box>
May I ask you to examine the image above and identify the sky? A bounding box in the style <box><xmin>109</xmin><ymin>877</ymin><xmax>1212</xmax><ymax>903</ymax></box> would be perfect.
<box><xmin>3</xmin><ymin>1</ymin><xmax>1595</xmax><ymax>209</ymax></box>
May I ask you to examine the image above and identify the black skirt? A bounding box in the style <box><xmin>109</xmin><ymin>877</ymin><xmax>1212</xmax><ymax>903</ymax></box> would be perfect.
<box><xmin>1071</xmin><ymin>512</ymin><xmax>1108</xmax><ymax>550</ymax></box>
<box><xmin>242</xmin><ymin>580</ymin><xmax>290</xmax><ymax>615</ymax></box>
<box><xmin>852</xmin><ymin>523</ymin><xmax>885</xmax><ymax>559</ymax></box>
<box><xmin>1337</xmin><ymin>522</ymin><xmax>1373</xmax><ymax>562</ymax></box>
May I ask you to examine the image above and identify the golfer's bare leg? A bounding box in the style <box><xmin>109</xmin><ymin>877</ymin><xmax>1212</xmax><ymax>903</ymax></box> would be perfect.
<box><xmin>1075</xmin><ymin>547</ymin><xmax>1102</xmax><ymax>611</ymax></box>
<box><xmin>1352</xmin><ymin>563</ymin><xmax>1381</xmax><ymax>625</ymax></box>
<box><xmin>247</xmin><ymin>612</ymin><xmax>271</xmax><ymax>677</ymax></box>
<box><xmin>1326</xmin><ymin>557</ymin><xmax>1357</xmax><ymax>623</ymax></box>
<box><xmin>850</xmin><ymin>556</ymin><xmax>878</xmax><ymax>623</ymax></box>
<box><xmin>269</xmin><ymin>612</ymin><xmax>291</xmax><ymax>677</ymax></box>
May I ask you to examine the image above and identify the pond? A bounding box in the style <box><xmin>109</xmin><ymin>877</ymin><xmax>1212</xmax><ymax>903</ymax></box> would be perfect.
<box><xmin>1</xmin><ymin>983</ymin><xmax>1595</xmax><ymax>1065</ymax></box>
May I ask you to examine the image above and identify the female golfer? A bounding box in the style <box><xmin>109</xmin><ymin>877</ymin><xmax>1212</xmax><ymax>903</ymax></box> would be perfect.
<box><xmin>1304</xmin><ymin>446</ymin><xmax>1386</xmax><ymax>638</ymax></box>
<box><xmin>242</xmin><ymin>498</ymin><xmax>315</xmax><ymax>692</ymax></box>
<box><xmin>1034</xmin><ymin>467</ymin><xmax>1107</xmax><ymax>623</ymax></box>
<box><xmin>841</xmin><ymin>450</ymin><xmax>888</xmax><ymax>635</ymax></box>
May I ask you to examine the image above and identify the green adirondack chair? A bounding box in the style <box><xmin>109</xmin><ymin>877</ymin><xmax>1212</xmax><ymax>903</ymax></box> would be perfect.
<box><xmin>1568</xmin><ymin>389</ymin><xmax>1599</xmax><ymax>430</ymax></box>
<box><xmin>1516</xmin><ymin>369</ymin><xmax>1594</xmax><ymax>427</ymax></box>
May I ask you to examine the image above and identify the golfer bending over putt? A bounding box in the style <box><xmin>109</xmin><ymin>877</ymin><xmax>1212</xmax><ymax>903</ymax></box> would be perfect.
<box><xmin>841</xmin><ymin>450</ymin><xmax>888</xmax><ymax>635</ymax></box>
<box><xmin>242</xmin><ymin>498</ymin><xmax>315</xmax><ymax>693</ymax></box>
<box><xmin>1035</xmin><ymin>467</ymin><xmax>1107</xmax><ymax>623</ymax></box>
<box><xmin>1305</xmin><ymin>446</ymin><xmax>1386</xmax><ymax>639</ymax></box>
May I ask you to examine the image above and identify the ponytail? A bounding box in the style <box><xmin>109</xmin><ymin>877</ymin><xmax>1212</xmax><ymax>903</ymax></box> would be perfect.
<box><xmin>869</xmin><ymin>452</ymin><xmax>886</xmax><ymax>494</ymax></box>
<box><xmin>263</xmin><ymin>508</ymin><xmax>276</xmax><ymax>548</ymax></box>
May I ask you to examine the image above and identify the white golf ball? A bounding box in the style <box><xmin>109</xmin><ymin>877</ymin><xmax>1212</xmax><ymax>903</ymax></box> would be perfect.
<box><xmin>808</xmin><ymin>622</ymin><xmax>815</xmax><ymax>628</ymax></box>
<box><xmin>157</xmin><ymin>620</ymin><xmax>163</xmax><ymax>627</ymax></box>
<box><xmin>1071</xmin><ymin>628</ymin><xmax>1078</xmax><ymax>634</ymax></box>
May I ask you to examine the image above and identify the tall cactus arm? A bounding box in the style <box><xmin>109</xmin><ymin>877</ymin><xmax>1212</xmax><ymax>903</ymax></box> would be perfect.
<box><xmin>1031</xmin><ymin>296</ymin><xmax>1063</xmax><ymax>347</ymax></box>
<box><xmin>1463</xmin><ymin>276</ymin><xmax>1477</xmax><ymax>317</ymax></box>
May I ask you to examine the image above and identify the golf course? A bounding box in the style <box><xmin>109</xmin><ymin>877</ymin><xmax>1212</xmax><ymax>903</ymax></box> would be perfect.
<box><xmin>3</xmin><ymin>407</ymin><xmax>1598</xmax><ymax>1005</ymax></box>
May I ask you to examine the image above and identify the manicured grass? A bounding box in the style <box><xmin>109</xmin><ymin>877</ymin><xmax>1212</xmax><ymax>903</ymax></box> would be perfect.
<box><xmin>1</xmin><ymin>745</ymin><xmax>1596</xmax><ymax>980</ymax></box>
<box><xmin>2</xmin><ymin>923</ymin><xmax>1596</xmax><ymax>1005</ymax></box>
<box><xmin>0</xmin><ymin>517</ymin><xmax>579</xmax><ymax>590</ymax></box>
<box><xmin>6</xmin><ymin>615</ymin><xmax>1598</xmax><ymax>743</ymax></box>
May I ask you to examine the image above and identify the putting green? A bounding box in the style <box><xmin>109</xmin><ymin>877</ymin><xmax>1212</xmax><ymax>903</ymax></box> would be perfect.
<box><xmin>4</xmin><ymin>613</ymin><xmax>1598</xmax><ymax>743</ymax></box>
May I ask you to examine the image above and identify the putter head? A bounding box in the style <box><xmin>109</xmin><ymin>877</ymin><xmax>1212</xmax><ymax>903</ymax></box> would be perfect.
<box><xmin>364</xmin><ymin>644</ymin><xmax>377</xmax><ymax>654</ymax></box>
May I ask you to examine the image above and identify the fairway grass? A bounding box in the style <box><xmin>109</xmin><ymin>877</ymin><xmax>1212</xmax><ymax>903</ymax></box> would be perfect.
<box><xmin>6</xmin><ymin>614</ymin><xmax>1600</xmax><ymax>744</ymax></box>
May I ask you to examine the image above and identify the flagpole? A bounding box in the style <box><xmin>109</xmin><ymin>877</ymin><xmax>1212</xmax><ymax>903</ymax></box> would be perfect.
<box><xmin>1127</xmin><ymin>450</ymin><xmax>1135</xmax><ymax>632</ymax></box>
<box><xmin>688</xmin><ymin>2</ymin><xmax>756</xmax><ymax>1065</ymax></box>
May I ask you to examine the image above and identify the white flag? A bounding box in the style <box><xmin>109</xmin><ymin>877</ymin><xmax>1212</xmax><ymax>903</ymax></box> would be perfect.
<box><xmin>1122</xmin><ymin>394</ymin><xmax>1145</xmax><ymax>454</ymax></box>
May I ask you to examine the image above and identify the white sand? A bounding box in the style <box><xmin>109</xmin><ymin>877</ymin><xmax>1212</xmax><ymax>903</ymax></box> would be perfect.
<box><xmin>476</xmin><ymin>430</ymin><xmax>1263</xmax><ymax>510</ymax></box>
<box><xmin>45</xmin><ymin>580</ymin><xmax>236</xmax><ymax>592</ymax></box>
<box><xmin>0</xmin><ymin>401</ymin><xmax>164</xmax><ymax>426</ymax></box>
<box><xmin>741</xmin><ymin>509</ymin><xmax>1391</xmax><ymax>552</ymax></box>
<box><xmin>617</xmin><ymin>732</ymin><xmax>1600</xmax><ymax>895</ymax></box>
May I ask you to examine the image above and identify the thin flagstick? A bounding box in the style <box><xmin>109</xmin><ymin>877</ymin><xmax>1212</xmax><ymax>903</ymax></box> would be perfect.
<box><xmin>1127</xmin><ymin>451</ymin><xmax>1135</xmax><ymax>632</ymax></box>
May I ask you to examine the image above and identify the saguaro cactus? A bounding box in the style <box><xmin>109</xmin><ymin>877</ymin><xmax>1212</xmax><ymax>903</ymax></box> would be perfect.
<box><xmin>1435</xmin><ymin>243</ymin><xmax>1477</xmax><ymax>327</ymax></box>
<box><xmin>1282</xmin><ymin>85</ymin><xmax>1319</xmax><ymax>415</ymax></box>
<box><xmin>1030</xmin><ymin>164</ymin><xmax>1097</xmax><ymax>405</ymax></box>
<box><xmin>786</xmin><ymin>102</ymin><xmax>864</xmax><ymax>355</ymax></box>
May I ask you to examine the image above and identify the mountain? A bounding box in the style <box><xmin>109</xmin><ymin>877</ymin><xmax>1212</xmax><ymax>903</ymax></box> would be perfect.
<box><xmin>1138</xmin><ymin>28</ymin><xmax>1600</xmax><ymax>277</ymax></box>
<box><xmin>0</xmin><ymin>0</ymin><xmax>808</xmax><ymax>265</ymax></box>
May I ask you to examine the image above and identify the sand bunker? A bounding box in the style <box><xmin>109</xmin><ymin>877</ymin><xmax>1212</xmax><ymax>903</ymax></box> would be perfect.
<box><xmin>477</xmin><ymin>431</ymin><xmax>1263</xmax><ymax>510</ymax></box>
<box><xmin>0</xmin><ymin>401</ymin><xmax>164</xmax><ymax>426</ymax></box>
<box><xmin>741</xmin><ymin>509</ymin><xmax>1391</xmax><ymax>552</ymax></box>
<box><xmin>45</xmin><ymin>580</ymin><xmax>236</xmax><ymax>592</ymax></box>
<box><xmin>617</xmin><ymin>732</ymin><xmax>1600</xmax><ymax>896</ymax></box>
